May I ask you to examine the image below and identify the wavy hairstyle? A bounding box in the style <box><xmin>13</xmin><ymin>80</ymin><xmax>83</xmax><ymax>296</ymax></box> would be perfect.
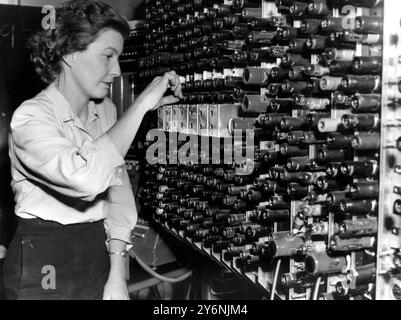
<box><xmin>27</xmin><ymin>0</ymin><xmax>130</xmax><ymax>84</ymax></box>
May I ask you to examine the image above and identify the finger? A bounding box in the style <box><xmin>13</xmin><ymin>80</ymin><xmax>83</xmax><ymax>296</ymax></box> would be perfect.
<box><xmin>171</xmin><ymin>76</ymin><xmax>182</xmax><ymax>94</ymax></box>
<box><xmin>163</xmin><ymin>71</ymin><xmax>181</xmax><ymax>94</ymax></box>
<box><xmin>173</xmin><ymin>82</ymin><xmax>183</xmax><ymax>98</ymax></box>
<box><xmin>160</xmin><ymin>95</ymin><xmax>180</xmax><ymax>106</ymax></box>
<box><xmin>170</xmin><ymin>77</ymin><xmax>180</xmax><ymax>92</ymax></box>
<box><xmin>162</xmin><ymin>71</ymin><xmax>179</xmax><ymax>88</ymax></box>
<box><xmin>177</xmin><ymin>81</ymin><xmax>184</xmax><ymax>99</ymax></box>
<box><xmin>162</xmin><ymin>71</ymin><xmax>175</xmax><ymax>82</ymax></box>
<box><xmin>162</xmin><ymin>95</ymin><xmax>180</xmax><ymax>105</ymax></box>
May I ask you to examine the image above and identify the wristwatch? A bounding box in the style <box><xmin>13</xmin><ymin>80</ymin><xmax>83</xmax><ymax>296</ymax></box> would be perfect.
<box><xmin>109</xmin><ymin>250</ymin><xmax>129</xmax><ymax>257</ymax></box>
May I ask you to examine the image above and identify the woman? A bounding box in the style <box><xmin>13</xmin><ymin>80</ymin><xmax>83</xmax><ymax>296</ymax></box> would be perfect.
<box><xmin>3</xmin><ymin>0</ymin><xmax>182</xmax><ymax>300</ymax></box>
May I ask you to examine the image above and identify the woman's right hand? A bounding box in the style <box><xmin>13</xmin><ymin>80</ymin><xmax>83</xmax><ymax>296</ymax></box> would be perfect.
<box><xmin>134</xmin><ymin>70</ymin><xmax>183</xmax><ymax>113</ymax></box>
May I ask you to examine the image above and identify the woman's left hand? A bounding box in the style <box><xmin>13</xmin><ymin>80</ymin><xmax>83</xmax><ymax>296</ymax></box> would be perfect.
<box><xmin>103</xmin><ymin>275</ymin><xmax>130</xmax><ymax>300</ymax></box>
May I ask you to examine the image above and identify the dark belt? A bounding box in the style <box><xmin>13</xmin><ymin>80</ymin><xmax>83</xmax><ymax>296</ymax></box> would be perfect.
<box><xmin>16</xmin><ymin>216</ymin><xmax>105</xmax><ymax>236</ymax></box>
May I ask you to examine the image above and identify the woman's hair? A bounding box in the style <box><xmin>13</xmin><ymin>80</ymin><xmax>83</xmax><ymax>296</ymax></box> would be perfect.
<box><xmin>28</xmin><ymin>0</ymin><xmax>130</xmax><ymax>84</ymax></box>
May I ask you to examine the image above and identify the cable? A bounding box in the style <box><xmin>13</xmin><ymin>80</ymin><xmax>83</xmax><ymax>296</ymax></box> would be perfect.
<box><xmin>185</xmin><ymin>281</ymin><xmax>192</xmax><ymax>300</ymax></box>
<box><xmin>312</xmin><ymin>276</ymin><xmax>322</xmax><ymax>300</ymax></box>
<box><xmin>270</xmin><ymin>259</ymin><xmax>281</xmax><ymax>300</ymax></box>
<box><xmin>131</xmin><ymin>249</ymin><xmax>193</xmax><ymax>283</ymax></box>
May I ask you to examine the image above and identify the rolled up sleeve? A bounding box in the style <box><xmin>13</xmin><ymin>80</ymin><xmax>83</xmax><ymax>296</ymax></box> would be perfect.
<box><xmin>10</xmin><ymin>103</ymin><xmax>125</xmax><ymax>199</ymax></box>
<box><xmin>103</xmin><ymin>168</ymin><xmax>138</xmax><ymax>247</ymax></box>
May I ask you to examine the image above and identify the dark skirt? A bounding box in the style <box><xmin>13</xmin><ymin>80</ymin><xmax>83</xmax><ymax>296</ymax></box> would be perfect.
<box><xmin>3</xmin><ymin>217</ymin><xmax>110</xmax><ymax>300</ymax></box>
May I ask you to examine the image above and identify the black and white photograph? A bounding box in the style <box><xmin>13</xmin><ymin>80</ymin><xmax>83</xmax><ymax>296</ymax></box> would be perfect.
<box><xmin>0</xmin><ymin>0</ymin><xmax>400</xmax><ymax>305</ymax></box>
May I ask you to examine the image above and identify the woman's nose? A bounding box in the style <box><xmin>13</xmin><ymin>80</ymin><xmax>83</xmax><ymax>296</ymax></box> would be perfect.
<box><xmin>110</xmin><ymin>61</ymin><xmax>121</xmax><ymax>78</ymax></box>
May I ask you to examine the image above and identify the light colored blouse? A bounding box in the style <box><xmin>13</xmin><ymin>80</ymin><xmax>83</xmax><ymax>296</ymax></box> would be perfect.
<box><xmin>8</xmin><ymin>83</ymin><xmax>137</xmax><ymax>244</ymax></box>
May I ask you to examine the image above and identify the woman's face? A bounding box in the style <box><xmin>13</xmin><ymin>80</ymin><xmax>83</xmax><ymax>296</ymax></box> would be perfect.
<box><xmin>69</xmin><ymin>29</ymin><xmax>124</xmax><ymax>100</ymax></box>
